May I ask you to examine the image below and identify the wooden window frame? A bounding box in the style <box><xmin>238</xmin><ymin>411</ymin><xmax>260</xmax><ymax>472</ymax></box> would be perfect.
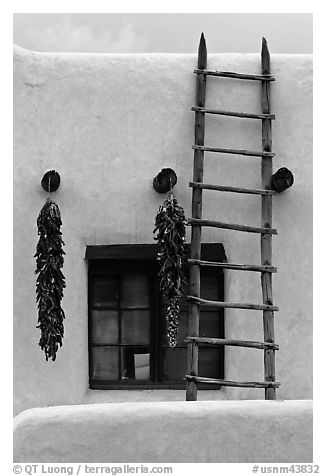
<box><xmin>86</xmin><ymin>243</ymin><xmax>226</xmax><ymax>390</ymax></box>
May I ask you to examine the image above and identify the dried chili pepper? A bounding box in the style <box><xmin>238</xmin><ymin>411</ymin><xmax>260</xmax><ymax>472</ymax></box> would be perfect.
<box><xmin>35</xmin><ymin>198</ymin><xmax>65</xmax><ymax>361</ymax></box>
<box><xmin>153</xmin><ymin>194</ymin><xmax>187</xmax><ymax>347</ymax></box>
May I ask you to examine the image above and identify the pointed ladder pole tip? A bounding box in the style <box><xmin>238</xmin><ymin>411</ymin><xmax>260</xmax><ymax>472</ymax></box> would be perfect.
<box><xmin>261</xmin><ymin>37</ymin><xmax>269</xmax><ymax>53</ymax></box>
<box><xmin>199</xmin><ymin>32</ymin><xmax>206</xmax><ymax>45</ymax></box>
<box><xmin>261</xmin><ymin>37</ymin><xmax>270</xmax><ymax>75</ymax></box>
<box><xmin>198</xmin><ymin>33</ymin><xmax>207</xmax><ymax>69</ymax></box>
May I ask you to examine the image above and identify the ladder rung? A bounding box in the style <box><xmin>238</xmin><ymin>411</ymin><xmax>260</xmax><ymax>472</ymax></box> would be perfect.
<box><xmin>187</xmin><ymin>295</ymin><xmax>279</xmax><ymax>312</ymax></box>
<box><xmin>189</xmin><ymin>182</ymin><xmax>276</xmax><ymax>196</ymax></box>
<box><xmin>185</xmin><ymin>337</ymin><xmax>279</xmax><ymax>350</ymax></box>
<box><xmin>192</xmin><ymin>145</ymin><xmax>275</xmax><ymax>158</ymax></box>
<box><xmin>186</xmin><ymin>375</ymin><xmax>280</xmax><ymax>388</ymax></box>
<box><xmin>187</xmin><ymin>259</ymin><xmax>277</xmax><ymax>273</ymax></box>
<box><xmin>192</xmin><ymin>106</ymin><xmax>275</xmax><ymax>120</ymax></box>
<box><xmin>187</xmin><ymin>218</ymin><xmax>277</xmax><ymax>235</ymax></box>
<box><xmin>194</xmin><ymin>69</ymin><xmax>275</xmax><ymax>82</ymax></box>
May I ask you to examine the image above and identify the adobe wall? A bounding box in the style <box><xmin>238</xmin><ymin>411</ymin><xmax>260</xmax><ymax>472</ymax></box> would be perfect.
<box><xmin>13</xmin><ymin>400</ymin><xmax>313</xmax><ymax>463</ymax></box>
<box><xmin>13</xmin><ymin>46</ymin><xmax>313</xmax><ymax>415</ymax></box>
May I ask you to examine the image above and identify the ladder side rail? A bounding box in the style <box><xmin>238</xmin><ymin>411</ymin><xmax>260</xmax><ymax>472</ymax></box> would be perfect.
<box><xmin>261</xmin><ymin>37</ymin><xmax>276</xmax><ymax>400</ymax></box>
<box><xmin>186</xmin><ymin>33</ymin><xmax>207</xmax><ymax>402</ymax></box>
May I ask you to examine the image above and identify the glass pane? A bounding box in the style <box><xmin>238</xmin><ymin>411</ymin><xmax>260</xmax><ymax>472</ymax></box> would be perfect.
<box><xmin>91</xmin><ymin>346</ymin><xmax>119</xmax><ymax>380</ymax></box>
<box><xmin>161</xmin><ymin>311</ymin><xmax>224</xmax><ymax>346</ymax></box>
<box><xmin>200</xmin><ymin>274</ymin><xmax>220</xmax><ymax>301</ymax></box>
<box><xmin>92</xmin><ymin>277</ymin><xmax>119</xmax><ymax>308</ymax></box>
<box><xmin>179</xmin><ymin>272</ymin><xmax>223</xmax><ymax>310</ymax></box>
<box><xmin>163</xmin><ymin>348</ymin><xmax>223</xmax><ymax>381</ymax></box>
<box><xmin>121</xmin><ymin>310</ymin><xmax>151</xmax><ymax>344</ymax></box>
<box><xmin>199</xmin><ymin>348</ymin><xmax>223</xmax><ymax>378</ymax></box>
<box><xmin>121</xmin><ymin>275</ymin><xmax>150</xmax><ymax>308</ymax></box>
<box><xmin>121</xmin><ymin>346</ymin><xmax>151</xmax><ymax>381</ymax></box>
<box><xmin>163</xmin><ymin>348</ymin><xmax>187</xmax><ymax>381</ymax></box>
<box><xmin>92</xmin><ymin>310</ymin><xmax>118</xmax><ymax>344</ymax></box>
<box><xmin>162</xmin><ymin>311</ymin><xmax>188</xmax><ymax>347</ymax></box>
<box><xmin>200</xmin><ymin>311</ymin><xmax>223</xmax><ymax>338</ymax></box>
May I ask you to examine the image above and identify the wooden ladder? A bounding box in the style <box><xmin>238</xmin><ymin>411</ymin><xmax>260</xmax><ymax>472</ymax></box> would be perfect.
<box><xmin>186</xmin><ymin>33</ymin><xmax>279</xmax><ymax>401</ymax></box>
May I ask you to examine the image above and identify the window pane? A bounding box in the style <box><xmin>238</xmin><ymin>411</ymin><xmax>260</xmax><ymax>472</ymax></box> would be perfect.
<box><xmin>91</xmin><ymin>346</ymin><xmax>119</xmax><ymax>380</ymax></box>
<box><xmin>121</xmin><ymin>346</ymin><xmax>151</xmax><ymax>381</ymax></box>
<box><xmin>198</xmin><ymin>348</ymin><xmax>223</xmax><ymax>378</ymax></box>
<box><xmin>121</xmin><ymin>310</ymin><xmax>151</xmax><ymax>344</ymax></box>
<box><xmin>121</xmin><ymin>275</ymin><xmax>150</xmax><ymax>308</ymax></box>
<box><xmin>161</xmin><ymin>311</ymin><xmax>224</xmax><ymax>346</ymax></box>
<box><xmin>163</xmin><ymin>347</ymin><xmax>223</xmax><ymax>381</ymax></box>
<box><xmin>163</xmin><ymin>348</ymin><xmax>187</xmax><ymax>381</ymax></box>
<box><xmin>179</xmin><ymin>272</ymin><xmax>223</xmax><ymax>310</ymax></box>
<box><xmin>200</xmin><ymin>274</ymin><xmax>220</xmax><ymax>301</ymax></box>
<box><xmin>200</xmin><ymin>311</ymin><xmax>223</xmax><ymax>338</ymax></box>
<box><xmin>92</xmin><ymin>310</ymin><xmax>118</xmax><ymax>344</ymax></box>
<box><xmin>92</xmin><ymin>277</ymin><xmax>119</xmax><ymax>308</ymax></box>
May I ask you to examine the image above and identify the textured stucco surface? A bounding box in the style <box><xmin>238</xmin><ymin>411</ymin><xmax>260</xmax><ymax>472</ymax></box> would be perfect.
<box><xmin>13</xmin><ymin>400</ymin><xmax>313</xmax><ymax>463</ymax></box>
<box><xmin>13</xmin><ymin>46</ymin><xmax>313</xmax><ymax>415</ymax></box>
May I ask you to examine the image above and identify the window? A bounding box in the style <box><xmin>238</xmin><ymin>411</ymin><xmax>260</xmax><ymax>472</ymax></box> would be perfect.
<box><xmin>86</xmin><ymin>244</ymin><xmax>225</xmax><ymax>389</ymax></box>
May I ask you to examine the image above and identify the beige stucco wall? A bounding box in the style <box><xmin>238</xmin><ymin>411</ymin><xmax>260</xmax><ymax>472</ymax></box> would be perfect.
<box><xmin>13</xmin><ymin>46</ymin><xmax>313</xmax><ymax>416</ymax></box>
<box><xmin>14</xmin><ymin>400</ymin><xmax>313</xmax><ymax>463</ymax></box>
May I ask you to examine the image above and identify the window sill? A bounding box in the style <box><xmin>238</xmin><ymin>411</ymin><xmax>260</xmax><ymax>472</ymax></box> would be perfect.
<box><xmin>89</xmin><ymin>381</ymin><xmax>222</xmax><ymax>390</ymax></box>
